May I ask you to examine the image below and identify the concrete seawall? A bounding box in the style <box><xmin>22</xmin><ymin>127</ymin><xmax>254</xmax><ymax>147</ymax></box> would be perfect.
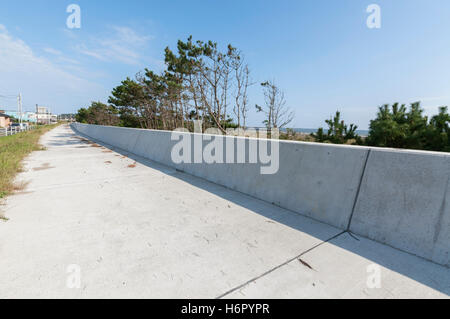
<box><xmin>71</xmin><ymin>123</ymin><xmax>450</xmax><ymax>267</ymax></box>
<box><xmin>350</xmin><ymin>149</ymin><xmax>450</xmax><ymax>267</ymax></box>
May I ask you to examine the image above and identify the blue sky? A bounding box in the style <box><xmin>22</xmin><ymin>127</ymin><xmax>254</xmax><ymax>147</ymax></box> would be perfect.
<box><xmin>0</xmin><ymin>0</ymin><xmax>449</xmax><ymax>129</ymax></box>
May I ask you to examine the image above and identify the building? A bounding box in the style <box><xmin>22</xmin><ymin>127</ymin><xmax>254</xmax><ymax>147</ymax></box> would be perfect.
<box><xmin>35</xmin><ymin>106</ymin><xmax>57</xmax><ymax>124</ymax></box>
<box><xmin>0</xmin><ymin>111</ymin><xmax>12</xmax><ymax>128</ymax></box>
<box><xmin>0</xmin><ymin>106</ymin><xmax>58</xmax><ymax>125</ymax></box>
<box><xmin>4</xmin><ymin>110</ymin><xmax>37</xmax><ymax>123</ymax></box>
<box><xmin>58</xmin><ymin>114</ymin><xmax>76</xmax><ymax>122</ymax></box>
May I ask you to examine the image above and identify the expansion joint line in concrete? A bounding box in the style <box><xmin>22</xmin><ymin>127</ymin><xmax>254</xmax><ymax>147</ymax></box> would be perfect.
<box><xmin>216</xmin><ymin>231</ymin><xmax>347</xmax><ymax>299</ymax></box>
<box><xmin>346</xmin><ymin>149</ymin><xmax>372</xmax><ymax>231</ymax></box>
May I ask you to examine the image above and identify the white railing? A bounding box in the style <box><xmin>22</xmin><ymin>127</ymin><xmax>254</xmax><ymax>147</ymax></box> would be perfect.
<box><xmin>0</xmin><ymin>125</ymin><xmax>36</xmax><ymax>137</ymax></box>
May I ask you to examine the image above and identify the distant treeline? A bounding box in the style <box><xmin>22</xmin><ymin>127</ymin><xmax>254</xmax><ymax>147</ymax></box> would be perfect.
<box><xmin>303</xmin><ymin>102</ymin><xmax>450</xmax><ymax>153</ymax></box>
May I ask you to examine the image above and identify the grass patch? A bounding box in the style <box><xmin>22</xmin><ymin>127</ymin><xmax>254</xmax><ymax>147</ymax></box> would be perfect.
<box><xmin>0</xmin><ymin>124</ymin><xmax>59</xmax><ymax>199</ymax></box>
<box><xmin>0</xmin><ymin>213</ymin><xmax>9</xmax><ymax>222</ymax></box>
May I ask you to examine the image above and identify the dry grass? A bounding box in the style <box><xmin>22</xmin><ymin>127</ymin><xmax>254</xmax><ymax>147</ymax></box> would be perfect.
<box><xmin>0</xmin><ymin>124</ymin><xmax>59</xmax><ymax>199</ymax></box>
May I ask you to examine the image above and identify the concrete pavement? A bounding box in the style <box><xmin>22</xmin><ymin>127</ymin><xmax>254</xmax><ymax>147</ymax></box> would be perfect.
<box><xmin>0</xmin><ymin>125</ymin><xmax>449</xmax><ymax>298</ymax></box>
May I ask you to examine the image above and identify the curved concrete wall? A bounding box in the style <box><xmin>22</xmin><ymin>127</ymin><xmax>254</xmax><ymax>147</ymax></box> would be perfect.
<box><xmin>72</xmin><ymin>123</ymin><xmax>450</xmax><ymax>267</ymax></box>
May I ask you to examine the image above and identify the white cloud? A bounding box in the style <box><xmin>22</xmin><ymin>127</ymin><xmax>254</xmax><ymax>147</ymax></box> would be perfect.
<box><xmin>76</xmin><ymin>26</ymin><xmax>153</xmax><ymax>65</ymax></box>
<box><xmin>0</xmin><ymin>25</ymin><xmax>104</xmax><ymax>113</ymax></box>
<box><xmin>43</xmin><ymin>47</ymin><xmax>62</xmax><ymax>55</ymax></box>
<box><xmin>57</xmin><ymin>56</ymin><xmax>81</xmax><ymax>65</ymax></box>
<box><xmin>76</xmin><ymin>44</ymin><xmax>106</xmax><ymax>61</ymax></box>
<box><xmin>44</xmin><ymin>47</ymin><xmax>82</xmax><ymax>66</ymax></box>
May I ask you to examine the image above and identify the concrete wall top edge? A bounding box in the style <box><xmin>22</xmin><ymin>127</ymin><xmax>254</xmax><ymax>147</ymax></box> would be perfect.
<box><xmin>73</xmin><ymin>123</ymin><xmax>450</xmax><ymax>156</ymax></box>
<box><xmin>74</xmin><ymin>123</ymin><xmax>368</xmax><ymax>151</ymax></box>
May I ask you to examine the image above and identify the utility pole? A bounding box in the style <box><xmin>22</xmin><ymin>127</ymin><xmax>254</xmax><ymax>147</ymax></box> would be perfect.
<box><xmin>17</xmin><ymin>93</ymin><xmax>23</xmax><ymax>127</ymax></box>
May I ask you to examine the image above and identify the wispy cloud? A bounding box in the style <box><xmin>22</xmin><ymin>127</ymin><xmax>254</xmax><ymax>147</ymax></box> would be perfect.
<box><xmin>43</xmin><ymin>47</ymin><xmax>62</xmax><ymax>55</ymax></box>
<box><xmin>0</xmin><ymin>25</ymin><xmax>103</xmax><ymax>112</ymax></box>
<box><xmin>43</xmin><ymin>46</ymin><xmax>82</xmax><ymax>66</ymax></box>
<box><xmin>76</xmin><ymin>26</ymin><xmax>153</xmax><ymax>65</ymax></box>
<box><xmin>76</xmin><ymin>44</ymin><xmax>106</xmax><ymax>61</ymax></box>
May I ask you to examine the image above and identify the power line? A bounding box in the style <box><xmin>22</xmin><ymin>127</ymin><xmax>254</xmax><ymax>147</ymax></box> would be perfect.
<box><xmin>0</xmin><ymin>96</ymin><xmax>16</xmax><ymax>100</ymax></box>
<box><xmin>0</xmin><ymin>105</ymin><xmax>38</xmax><ymax>112</ymax></box>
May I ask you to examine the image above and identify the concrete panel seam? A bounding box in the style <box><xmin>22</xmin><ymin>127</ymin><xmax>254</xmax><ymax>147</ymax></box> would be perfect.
<box><xmin>346</xmin><ymin>149</ymin><xmax>372</xmax><ymax>231</ymax></box>
<box><xmin>434</xmin><ymin>173</ymin><xmax>449</xmax><ymax>244</ymax></box>
<box><xmin>216</xmin><ymin>231</ymin><xmax>347</xmax><ymax>299</ymax></box>
<box><xmin>130</xmin><ymin>130</ymin><xmax>142</xmax><ymax>154</ymax></box>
